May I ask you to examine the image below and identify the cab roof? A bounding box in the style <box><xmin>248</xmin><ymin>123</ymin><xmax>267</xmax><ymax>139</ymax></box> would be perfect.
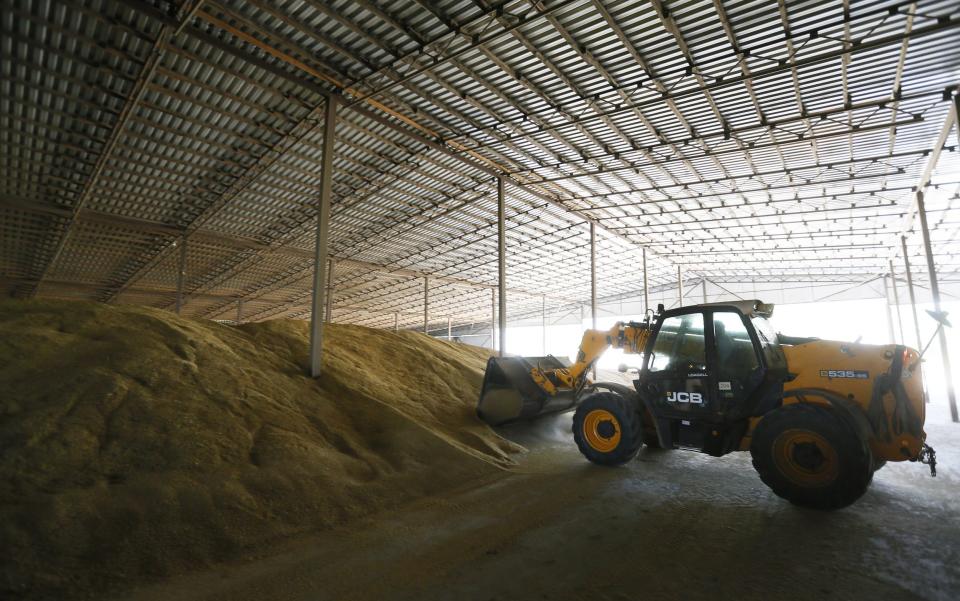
<box><xmin>675</xmin><ymin>300</ymin><xmax>774</xmax><ymax>318</ymax></box>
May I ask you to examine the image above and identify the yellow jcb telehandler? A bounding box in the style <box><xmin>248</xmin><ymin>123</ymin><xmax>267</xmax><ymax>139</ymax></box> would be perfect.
<box><xmin>478</xmin><ymin>300</ymin><xmax>938</xmax><ymax>509</ymax></box>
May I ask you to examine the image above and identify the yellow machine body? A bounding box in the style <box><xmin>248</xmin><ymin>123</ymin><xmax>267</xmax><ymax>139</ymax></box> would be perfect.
<box><xmin>479</xmin><ymin>300</ymin><xmax>937</xmax><ymax>508</ymax></box>
<box><xmin>777</xmin><ymin>341</ymin><xmax>926</xmax><ymax>461</ymax></box>
<box><xmin>479</xmin><ymin>301</ymin><xmax>929</xmax><ymax>466</ymax></box>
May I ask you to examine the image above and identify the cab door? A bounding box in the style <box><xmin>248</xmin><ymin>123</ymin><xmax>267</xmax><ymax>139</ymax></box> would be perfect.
<box><xmin>710</xmin><ymin>310</ymin><xmax>765</xmax><ymax>420</ymax></box>
<box><xmin>639</xmin><ymin>311</ymin><xmax>716</xmax><ymax>428</ymax></box>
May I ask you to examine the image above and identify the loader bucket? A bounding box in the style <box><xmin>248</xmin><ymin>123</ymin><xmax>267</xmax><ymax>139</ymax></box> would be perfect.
<box><xmin>477</xmin><ymin>355</ymin><xmax>579</xmax><ymax>425</ymax></box>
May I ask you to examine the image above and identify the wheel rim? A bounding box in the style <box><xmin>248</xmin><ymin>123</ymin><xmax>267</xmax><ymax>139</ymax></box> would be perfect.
<box><xmin>772</xmin><ymin>429</ymin><xmax>839</xmax><ymax>487</ymax></box>
<box><xmin>583</xmin><ymin>409</ymin><xmax>621</xmax><ymax>452</ymax></box>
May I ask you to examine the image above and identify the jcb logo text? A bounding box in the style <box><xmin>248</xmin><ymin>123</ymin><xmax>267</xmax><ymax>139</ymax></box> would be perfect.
<box><xmin>666</xmin><ymin>391</ymin><xmax>703</xmax><ymax>404</ymax></box>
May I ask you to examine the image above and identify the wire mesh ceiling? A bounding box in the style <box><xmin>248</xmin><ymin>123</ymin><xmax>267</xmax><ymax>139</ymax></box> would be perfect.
<box><xmin>2</xmin><ymin>0</ymin><xmax>959</xmax><ymax>331</ymax></box>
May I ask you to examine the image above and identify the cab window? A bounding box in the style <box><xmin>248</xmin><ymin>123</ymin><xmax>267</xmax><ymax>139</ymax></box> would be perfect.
<box><xmin>712</xmin><ymin>311</ymin><xmax>760</xmax><ymax>381</ymax></box>
<box><xmin>751</xmin><ymin>316</ymin><xmax>787</xmax><ymax>370</ymax></box>
<box><xmin>648</xmin><ymin>313</ymin><xmax>707</xmax><ymax>374</ymax></box>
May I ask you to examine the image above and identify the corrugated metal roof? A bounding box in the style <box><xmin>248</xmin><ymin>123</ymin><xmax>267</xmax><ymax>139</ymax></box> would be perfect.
<box><xmin>2</xmin><ymin>0</ymin><xmax>958</xmax><ymax>331</ymax></box>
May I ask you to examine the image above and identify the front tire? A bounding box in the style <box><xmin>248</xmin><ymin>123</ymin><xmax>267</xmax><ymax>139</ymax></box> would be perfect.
<box><xmin>750</xmin><ymin>403</ymin><xmax>873</xmax><ymax>510</ymax></box>
<box><xmin>573</xmin><ymin>392</ymin><xmax>643</xmax><ymax>466</ymax></box>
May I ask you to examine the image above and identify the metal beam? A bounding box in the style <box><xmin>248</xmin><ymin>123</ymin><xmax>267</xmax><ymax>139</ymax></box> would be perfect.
<box><xmin>29</xmin><ymin>12</ymin><xmax>184</xmax><ymax>298</ymax></box>
<box><xmin>349</xmin><ymin>103</ymin><xmax>670</xmax><ymax>264</ymax></box>
<box><xmin>452</xmin><ymin>18</ymin><xmax>959</xmax><ymax>160</ymax></box>
<box><xmin>527</xmin><ymin>118</ymin><xmax>923</xmax><ymax>186</ymax></box>
<box><xmin>3</xmin><ymin>198</ymin><xmax>587</xmax><ymax>306</ymax></box>
<box><xmin>108</xmin><ymin>2</ymin><xmax>957</xmax><ymax>321</ymax></box>
<box><xmin>309</xmin><ymin>96</ymin><xmax>337</xmax><ymax>378</ymax></box>
<box><xmin>345</xmin><ymin>1</ymin><xmax>579</xmax><ymax>110</ymax></box>
<box><xmin>497</xmin><ymin>176</ymin><xmax>507</xmax><ymax>356</ymax></box>
<box><xmin>916</xmin><ymin>191</ymin><xmax>958</xmax><ymax>422</ymax></box>
<box><xmin>504</xmin><ymin>93</ymin><xmax>940</xmax><ymax>176</ymax></box>
<box><xmin>894</xmin><ymin>93</ymin><xmax>958</xmax><ymax>250</ymax></box>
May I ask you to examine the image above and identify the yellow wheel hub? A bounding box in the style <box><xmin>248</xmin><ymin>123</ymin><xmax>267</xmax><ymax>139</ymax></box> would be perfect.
<box><xmin>583</xmin><ymin>409</ymin><xmax>621</xmax><ymax>453</ymax></box>
<box><xmin>772</xmin><ymin>429</ymin><xmax>839</xmax><ymax>487</ymax></box>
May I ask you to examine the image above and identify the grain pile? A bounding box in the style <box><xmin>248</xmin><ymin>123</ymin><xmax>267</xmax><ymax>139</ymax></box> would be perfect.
<box><xmin>0</xmin><ymin>299</ymin><xmax>520</xmax><ymax>599</ymax></box>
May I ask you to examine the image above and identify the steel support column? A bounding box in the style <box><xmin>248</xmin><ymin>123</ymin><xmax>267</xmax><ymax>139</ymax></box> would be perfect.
<box><xmin>325</xmin><ymin>259</ymin><xmax>335</xmax><ymax>322</ymax></box>
<box><xmin>309</xmin><ymin>96</ymin><xmax>337</xmax><ymax>378</ymax></box>
<box><xmin>701</xmin><ymin>278</ymin><xmax>707</xmax><ymax>304</ymax></box>
<box><xmin>901</xmin><ymin>235</ymin><xmax>923</xmax><ymax>352</ymax></box>
<box><xmin>423</xmin><ymin>275</ymin><xmax>429</xmax><ymax>334</ymax></box>
<box><xmin>916</xmin><ymin>191</ymin><xmax>958</xmax><ymax>422</ymax></box>
<box><xmin>174</xmin><ymin>236</ymin><xmax>187</xmax><ymax>315</ymax></box>
<box><xmin>590</xmin><ymin>222</ymin><xmax>597</xmax><ymax>330</ymax></box>
<box><xmin>642</xmin><ymin>247</ymin><xmax>649</xmax><ymax>314</ymax></box>
<box><xmin>883</xmin><ymin>275</ymin><xmax>896</xmax><ymax>344</ymax></box>
<box><xmin>590</xmin><ymin>223</ymin><xmax>598</xmax><ymax>379</ymax></box>
<box><xmin>394</xmin><ymin>312</ymin><xmax>399</xmax><ymax>332</ymax></box>
<box><xmin>889</xmin><ymin>260</ymin><xmax>904</xmax><ymax>344</ymax></box>
<box><xmin>677</xmin><ymin>266</ymin><xmax>683</xmax><ymax>307</ymax></box>
<box><xmin>542</xmin><ymin>295</ymin><xmax>547</xmax><ymax>355</ymax></box>
<box><xmin>491</xmin><ymin>287</ymin><xmax>496</xmax><ymax>351</ymax></box>
<box><xmin>497</xmin><ymin>176</ymin><xmax>507</xmax><ymax>357</ymax></box>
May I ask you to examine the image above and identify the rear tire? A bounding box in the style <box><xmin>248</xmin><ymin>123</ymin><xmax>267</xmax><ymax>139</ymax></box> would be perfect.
<box><xmin>573</xmin><ymin>392</ymin><xmax>643</xmax><ymax>466</ymax></box>
<box><xmin>750</xmin><ymin>403</ymin><xmax>872</xmax><ymax>510</ymax></box>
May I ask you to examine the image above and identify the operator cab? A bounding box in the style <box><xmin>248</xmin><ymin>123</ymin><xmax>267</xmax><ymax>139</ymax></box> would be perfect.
<box><xmin>636</xmin><ymin>301</ymin><xmax>787</xmax><ymax>456</ymax></box>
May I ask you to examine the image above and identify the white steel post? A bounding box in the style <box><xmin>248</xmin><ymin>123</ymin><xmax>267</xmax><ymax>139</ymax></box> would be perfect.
<box><xmin>901</xmin><ymin>235</ymin><xmax>923</xmax><ymax>351</ymax></box>
<box><xmin>497</xmin><ymin>177</ymin><xmax>507</xmax><ymax>356</ymax></box>
<box><xmin>916</xmin><ymin>190</ymin><xmax>958</xmax><ymax>422</ymax></box>
<box><xmin>423</xmin><ymin>276</ymin><xmax>429</xmax><ymax>334</ymax></box>
<box><xmin>541</xmin><ymin>295</ymin><xmax>547</xmax><ymax>355</ymax></box>
<box><xmin>642</xmin><ymin>247</ymin><xmax>649</xmax><ymax>315</ymax></box>
<box><xmin>309</xmin><ymin>95</ymin><xmax>337</xmax><ymax>378</ymax></box>
<box><xmin>325</xmin><ymin>258</ymin><xmax>335</xmax><ymax>322</ymax></box>
<box><xmin>888</xmin><ymin>260</ymin><xmax>904</xmax><ymax>344</ymax></box>
<box><xmin>677</xmin><ymin>266</ymin><xmax>683</xmax><ymax>307</ymax></box>
<box><xmin>174</xmin><ymin>236</ymin><xmax>187</xmax><ymax>314</ymax></box>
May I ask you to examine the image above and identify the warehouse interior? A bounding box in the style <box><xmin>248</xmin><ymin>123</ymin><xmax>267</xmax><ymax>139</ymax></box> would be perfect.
<box><xmin>2</xmin><ymin>0</ymin><xmax>960</xmax><ymax>600</ymax></box>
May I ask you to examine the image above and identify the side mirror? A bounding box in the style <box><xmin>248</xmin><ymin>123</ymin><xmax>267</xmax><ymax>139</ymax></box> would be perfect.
<box><xmin>657</xmin><ymin>303</ymin><xmax>665</xmax><ymax>314</ymax></box>
<box><xmin>617</xmin><ymin>363</ymin><xmax>628</xmax><ymax>373</ymax></box>
<box><xmin>926</xmin><ymin>309</ymin><xmax>952</xmax><ymax>328</ymax></box>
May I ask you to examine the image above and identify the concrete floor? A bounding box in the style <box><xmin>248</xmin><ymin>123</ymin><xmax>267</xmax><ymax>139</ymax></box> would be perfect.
<box><xmin>124</xmin><ymin>412</ymin><xmax>960</xmax><ymax>601</ymax></box>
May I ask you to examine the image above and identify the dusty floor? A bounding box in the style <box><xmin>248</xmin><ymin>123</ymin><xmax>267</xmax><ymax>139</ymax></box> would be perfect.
<box><xmin>120</xmin><ymin>410</ymin><xmax>960</xmax><ymax>601</ymax></box>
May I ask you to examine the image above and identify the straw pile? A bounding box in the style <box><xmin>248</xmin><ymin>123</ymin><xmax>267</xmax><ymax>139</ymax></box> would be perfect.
<box><xmin>0</xmin><ymin>299</ymin><xmax>518</xmax><ymax>598</ymax></box>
